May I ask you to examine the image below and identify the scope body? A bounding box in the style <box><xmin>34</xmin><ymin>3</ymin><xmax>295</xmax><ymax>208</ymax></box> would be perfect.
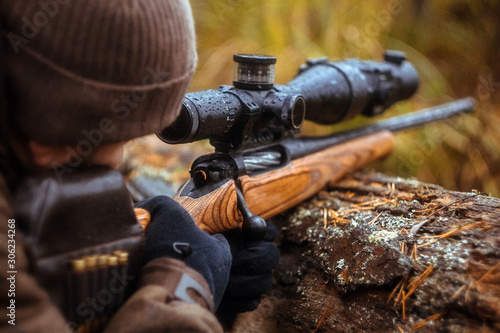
<box><xmin>171</xmin><ymin>86</ymin><xmax>305</xmax><ymax>152</ymax></box>
<box><xmin>277</xmin><ymin>55</ymin><xmax>418</xmax><ymax>123</ymax></box>
<box><xmin>158</xmin><ymin>51</ymin><xmax>419</xmax><ymax>152</ymax></box>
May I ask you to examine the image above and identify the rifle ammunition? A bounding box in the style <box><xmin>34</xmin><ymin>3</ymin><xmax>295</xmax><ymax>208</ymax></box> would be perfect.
<box><xmin>113</xmin><ymin>251</ymin><xmax>129</xmax><ymax>265</ymax></box>
<box><xmin>106</xmin><ymin>255</ymin><xmax>119</xmax><ymax>313</ymax></box>
<box><xmin>113</xmin><ymin>251</ymin><xmax>129</xmax><ymax>311</ymax></box>
<box><xmin>96</xmin><ymin>255</ymin><xmax>108</xmax><ymax>269</ymax></box>
<box><xmin>69</xmin><ymin>252</ymin><xmax>133</xmax><ymax>331</ymax></box>
<box><xmin>70</xmin><ymin>259</ymin><xmax>86</xmax><ymax>273</ymax></box>
<box><xmin>69</xmin><ymin>258</ymin><xmax>89</xmax><ymax>326</ymax></box>
<box><xmin>69</xmin><ymin>259</ymin><xmax>87</xmax><ymax>322</ymax></box>
<box><xmin>85</xmin><ymin>256</ymin><xmax>99</xmax><ymax>331</ymax></box>
<box><xmin>96</xmin><ymin>255</ymin><xmax>110</xmax><ymax>317</ymax></box>
<box><xmin>84</xmin><ymin>255</ymin><xmax>97</xmax><ymax>271</ymax></box>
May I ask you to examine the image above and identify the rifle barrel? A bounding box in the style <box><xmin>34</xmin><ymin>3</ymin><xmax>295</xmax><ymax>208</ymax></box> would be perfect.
<box><xmin>283</xmin><ymin>97</ymin><xmax>475</xmax><ymax>160</ymax></box>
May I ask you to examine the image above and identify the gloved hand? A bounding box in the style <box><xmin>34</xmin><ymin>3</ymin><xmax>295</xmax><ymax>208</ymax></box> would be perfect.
<box><xmin>135</xmin><ymin>196</ymin><xmax>232</xmax><ymax>309</ymax></box>
<box><xmin>216</xmin><ymin>221</ymin><xmax>280</xmax><ymax>315</ymax></box>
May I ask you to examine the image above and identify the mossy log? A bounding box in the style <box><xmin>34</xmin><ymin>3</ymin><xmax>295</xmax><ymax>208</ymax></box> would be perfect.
<box><xmin>228</xmin><ymin>171</ymin><xmax>500</xmax><ymax>333</ymax></box>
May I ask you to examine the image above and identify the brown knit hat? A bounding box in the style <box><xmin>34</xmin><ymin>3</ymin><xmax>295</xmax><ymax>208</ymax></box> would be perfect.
<box><xmin>1</xmin><ymin>0</ymin><xmax>197</xmax><ymax>146</ymax></box>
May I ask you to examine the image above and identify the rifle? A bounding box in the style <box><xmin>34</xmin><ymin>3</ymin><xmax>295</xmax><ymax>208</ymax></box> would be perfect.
<box><xmin>157</xmin><ymin>51</ymin><xmax>475</xmax><ymax>238</ymax></box>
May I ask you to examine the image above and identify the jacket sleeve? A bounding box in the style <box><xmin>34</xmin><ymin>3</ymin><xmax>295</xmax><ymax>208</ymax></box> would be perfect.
<box><xmin>0</xmin><ymin>176</ymin><xmax>73</xmax><ymax>332</ymax></box>
<box><xmin>104</xmin><ymin>258</ymin><xmax>223</xmax><ymax>333</ymax></box>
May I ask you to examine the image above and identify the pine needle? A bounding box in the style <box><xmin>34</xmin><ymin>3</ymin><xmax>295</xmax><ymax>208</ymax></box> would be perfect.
<box><xmin>387</xmin><ymin>275</ymin><xmax>407</xmax><ymax>303</ymax></box>
<box><xmin>417</xmin><ymin>239</ymin><xmax>439</xmax><ymax>248</ymax></box>
<box><xmin>420</xmin><ymin>221</ymin><xmax>485</xmax><ymax>239</ymax></box>
<box><xmin>477</xmin><ymin>261</ymin><xmax>500</xmax><ymax>283</ymax></box>
<box><xmin>402</xmin><ymin>290</ymin><xmax>406</xmax><ymax>320</ymax></box>
<box><xmin>411</xmin><ymin>312</ymin><xmax>446</xmax><ymax>330</ymax></box>
<box><xmin>314</xmin><ymin>302</ymin><xmax>333</xmax><ymax>331</ymax></box>
<box><xmin>404</xmin><ymin>265</ymin><xmax>434</xmax><ymax>301</ymax></box>
<box><xmin>368</xmin><ymin>212</ymin><xmax>383</xmax><ymax>225</ymax></box>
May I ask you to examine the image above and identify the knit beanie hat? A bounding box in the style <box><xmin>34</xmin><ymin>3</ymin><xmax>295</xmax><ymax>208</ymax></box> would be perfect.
<box><xmin>1</xmin><ymin>0</ymin><xmax>197</xmax><ymax>146</ymax></box>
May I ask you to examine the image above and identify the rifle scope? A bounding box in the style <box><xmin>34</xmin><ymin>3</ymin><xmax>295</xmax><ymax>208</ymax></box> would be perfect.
<box><xmin>158</xmin><ymin>50</ymin><xmax>419</xmax><ymax>150</ymax></box>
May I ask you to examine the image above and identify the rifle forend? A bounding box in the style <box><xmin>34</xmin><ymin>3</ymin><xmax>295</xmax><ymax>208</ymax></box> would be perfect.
<box><xmin>157</xmin><ymin>50</ymin><xmax>419</xmax><ymax>153</ymax></box>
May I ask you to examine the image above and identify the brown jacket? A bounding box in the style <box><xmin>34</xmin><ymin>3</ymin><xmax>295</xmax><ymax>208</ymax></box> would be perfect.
<box><xmin>0</xmin><ymin>172</ymin><xmax>223</xmax><ymax>332</ymax></box>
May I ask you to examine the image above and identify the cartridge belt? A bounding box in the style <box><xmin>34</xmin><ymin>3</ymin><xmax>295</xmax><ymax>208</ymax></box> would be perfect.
<box><xmin>13</xmin><ymin>166</ymin><xmax>148</xmax><ymax>332</ymax></box>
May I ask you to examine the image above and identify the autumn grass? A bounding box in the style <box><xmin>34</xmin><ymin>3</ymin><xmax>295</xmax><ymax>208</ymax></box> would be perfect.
<box><xmin>187</xmin><ymin>0</ymin><xmax>500</xmax><ymax>197</ymax></box>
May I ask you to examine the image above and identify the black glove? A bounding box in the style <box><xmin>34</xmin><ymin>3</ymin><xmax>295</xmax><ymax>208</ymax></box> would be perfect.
<box><xmin>135</xmin><ymin>196</ymin><xmax>232</xmax><ymax>308</ymax></box>
<box><xmin>217</xmin><ymin>222</ymin><xmax>280</xmax><ymax>315</ymax></box>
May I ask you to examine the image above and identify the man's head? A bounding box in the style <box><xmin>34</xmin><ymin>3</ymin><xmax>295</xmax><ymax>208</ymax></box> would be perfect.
<box><xmin>1</xmin><ymin>0</ymin><xmax>197</xmax><ymax>164</ymax></box>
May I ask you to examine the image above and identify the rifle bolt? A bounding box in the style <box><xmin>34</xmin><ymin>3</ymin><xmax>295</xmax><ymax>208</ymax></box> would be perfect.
<box><xmin>210</xmin><ymin>171</ymin><xmax>220</xmax><ymax>181</ymax></box>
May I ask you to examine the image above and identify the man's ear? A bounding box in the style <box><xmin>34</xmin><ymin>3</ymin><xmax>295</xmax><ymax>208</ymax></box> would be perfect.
<box><xmin>27</xmin><ymin>139</ymin><xmax>127</xmax><ymax>170</ymax></box>
<box><xmin>28</xmin><ymin>141</ymin><xmax>68</xmax><ymax>168</ymax></box>
<box><xmin>87</xmin><ymin>142</ymin><xmax>126</xmax><ymax>170</ymax></box>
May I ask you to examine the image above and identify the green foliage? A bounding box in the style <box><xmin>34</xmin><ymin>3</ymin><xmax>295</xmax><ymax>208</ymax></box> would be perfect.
<box><xmin>189</xmin><ymin>0</ymin><xmax>500</xmax><ymax>197</ymax></box>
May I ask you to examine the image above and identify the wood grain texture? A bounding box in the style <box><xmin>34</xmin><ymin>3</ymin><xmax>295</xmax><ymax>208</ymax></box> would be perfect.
<box><xmin>239</xmin><ymin>131</ymin><xmax>395</xmax><ymax>220</ymax></box>
<box><xmin>175</xmin><ymin>131</ymin><xmax>394</xmax><ymax>233</ymax></box>
<box><xmin>173</xmin><ymin>179</ymin><xmax>242</xmax><ymax>233</ymax></box>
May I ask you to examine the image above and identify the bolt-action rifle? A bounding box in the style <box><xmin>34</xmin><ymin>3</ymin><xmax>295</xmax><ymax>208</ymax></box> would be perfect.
<box><xmin>157</xmin><ymin>50</ymin><xmax>475</xmax><ymax>238</ymax></box>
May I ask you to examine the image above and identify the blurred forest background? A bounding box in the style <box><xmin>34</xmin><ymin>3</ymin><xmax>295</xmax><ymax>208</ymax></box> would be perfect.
<box><xmin>127</xmin><ymin>0</ymin><xmax>500</xmax><ymax>197</ymax></box>
<box><xmin>183</xmin><ymin>0</ymin><xmax>500</xmax><ymax>197</ymax></box>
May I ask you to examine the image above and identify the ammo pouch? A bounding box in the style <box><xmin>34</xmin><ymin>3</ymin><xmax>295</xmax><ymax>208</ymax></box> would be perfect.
<box><xmin>13</xmin><ymin>166</ymin><xmax>145</xmax><ymax>331</ymax></box>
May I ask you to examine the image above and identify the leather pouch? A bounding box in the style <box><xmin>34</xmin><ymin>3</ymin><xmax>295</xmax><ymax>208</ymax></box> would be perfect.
<box><xmin>13</xmin><ymin>166</ymin><xmax>144</xmax><ymax>329</ymax></box>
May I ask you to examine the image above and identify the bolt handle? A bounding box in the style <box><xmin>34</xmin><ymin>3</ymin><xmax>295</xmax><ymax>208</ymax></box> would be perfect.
<box><xmin>235</xmin><ymin>186</ymin><xmax>267</xmax><ymax>240</ymax></box>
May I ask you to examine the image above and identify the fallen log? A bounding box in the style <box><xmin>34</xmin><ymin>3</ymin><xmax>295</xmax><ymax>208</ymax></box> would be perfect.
<box><xmin>228</xmin><ymin>171</ymin><xmax>500</xmax><ymax>333</ymax></box>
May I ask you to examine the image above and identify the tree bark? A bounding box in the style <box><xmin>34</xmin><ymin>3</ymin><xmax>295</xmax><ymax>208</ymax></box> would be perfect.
<box><xmin>228</xmin><ymin>171</ymin><xmax>500</xmax><ymax>332</ymax></box>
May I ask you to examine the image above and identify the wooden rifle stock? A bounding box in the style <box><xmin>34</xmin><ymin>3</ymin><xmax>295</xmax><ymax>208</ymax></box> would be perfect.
<box><xmin>173</xmin><ymin>130</ymin><xmax>394</xmax><ymax>234</ymax></box>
